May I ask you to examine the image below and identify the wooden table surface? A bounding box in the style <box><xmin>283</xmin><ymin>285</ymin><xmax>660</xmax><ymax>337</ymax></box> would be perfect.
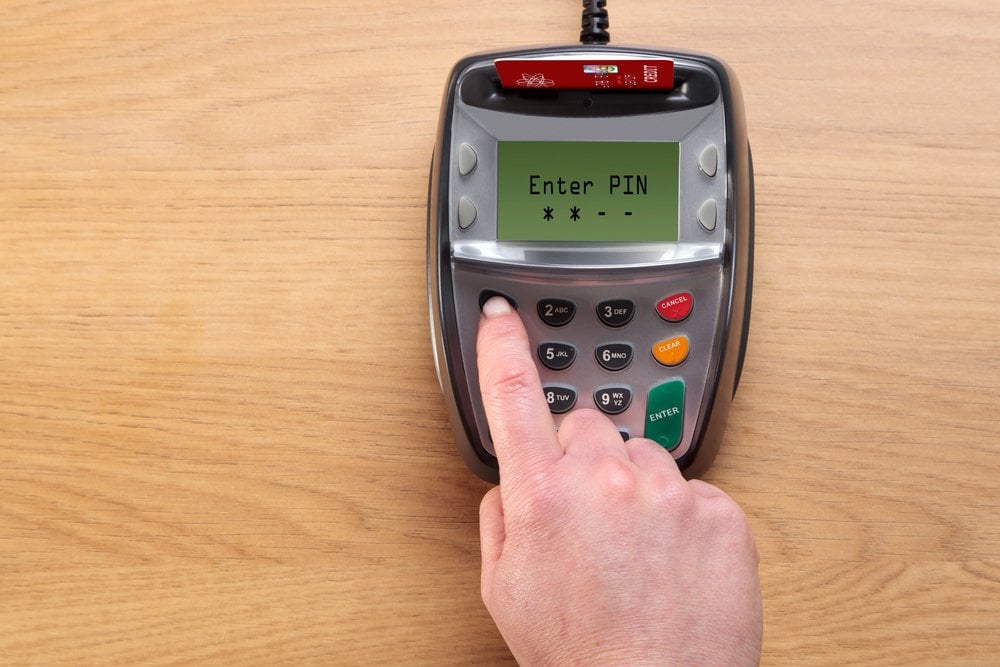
<box><xmin>2</xmin><ymin>1</ymin><xmax>998</xmax><ymax>664</ymax></box>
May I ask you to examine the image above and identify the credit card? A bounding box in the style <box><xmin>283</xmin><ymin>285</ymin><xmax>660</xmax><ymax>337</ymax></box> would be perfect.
<box><xmin>495</xmin><ymin>56</ymin><xmax>674</xmax><ymax>91</ymax></box>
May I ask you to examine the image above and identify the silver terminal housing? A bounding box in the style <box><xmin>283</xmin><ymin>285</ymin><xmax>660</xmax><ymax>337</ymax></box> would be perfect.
<box><xmin>428</xmin><ymin>46</ymin><xmax>754</xmax><ymax>483</ymax></box>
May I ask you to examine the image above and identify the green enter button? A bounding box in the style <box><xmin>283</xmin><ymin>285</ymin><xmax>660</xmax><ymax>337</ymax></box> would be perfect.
<box><xmin>644</xmin><ymin>380</ymin><xmax>685</xmax><ymax>451</ymax></box>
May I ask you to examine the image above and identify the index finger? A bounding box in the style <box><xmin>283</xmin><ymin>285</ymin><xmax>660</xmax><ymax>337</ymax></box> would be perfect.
<box><xmin>476</xmin><ymin>296</ymin><xmax>562</xmax><ymax>485</ymax></box>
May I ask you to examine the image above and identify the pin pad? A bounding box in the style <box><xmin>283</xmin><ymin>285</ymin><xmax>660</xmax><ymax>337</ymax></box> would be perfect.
<box><xmin>428</xmin><ymin>43</ymin><xmax>754</xmax><ymax>483</ymax></box>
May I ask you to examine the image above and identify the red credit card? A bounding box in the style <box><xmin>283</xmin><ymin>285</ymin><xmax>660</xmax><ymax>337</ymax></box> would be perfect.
<box><xmin>495</xmin><ymin>56</ymin><xmax>674</xmax><ymax>91</ymax></box>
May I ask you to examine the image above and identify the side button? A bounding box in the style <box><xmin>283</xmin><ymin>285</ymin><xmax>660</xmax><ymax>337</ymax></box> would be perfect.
<box><xmin>698</xmin><ymin>144</ymin><xmax>719</xmax><ymax>177</ymax></box>
<box><xmin>458</xmin><ymin>143</ymin><xmax>478</xmax><ymax>176</ymax></box>
<box><xmin>645</xmin><ymin>380</ymin><xmax>685</xmax><ymax>451</ymax></box>
<box><xmin>697</xmin><ymin>199</ymin><xmax>717</xmax><ymax>232</ymax></box>
<box><xmin>459</xmin><ymin>196</ymin><xmax>478</xmax><ymax>229</ymax></box>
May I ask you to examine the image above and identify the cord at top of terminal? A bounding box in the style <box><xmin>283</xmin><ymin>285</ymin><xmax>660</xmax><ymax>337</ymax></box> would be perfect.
<box><xmin>580</xmin><ymin>0</ymin><xmax>610</xmax><ymax>44</ymax></box>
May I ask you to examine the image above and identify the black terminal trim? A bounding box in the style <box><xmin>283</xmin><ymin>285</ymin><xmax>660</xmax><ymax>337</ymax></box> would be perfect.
<box><xmin>733</xmin><ymin>143</ymin><xmax>755</xmax><ymax>396</ymax></box>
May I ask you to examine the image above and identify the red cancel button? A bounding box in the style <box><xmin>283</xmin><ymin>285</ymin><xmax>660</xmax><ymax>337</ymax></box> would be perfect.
<box><xmin>656</xmin><ymin>292</ymin><xmax>693</xmax><ymax>323</ymax></box>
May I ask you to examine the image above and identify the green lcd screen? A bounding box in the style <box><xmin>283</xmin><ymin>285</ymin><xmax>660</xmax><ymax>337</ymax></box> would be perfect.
<box><xmin>496</xmin><ymin>141</ymin><xmax>679</xmax><ymax>242</ymax></box>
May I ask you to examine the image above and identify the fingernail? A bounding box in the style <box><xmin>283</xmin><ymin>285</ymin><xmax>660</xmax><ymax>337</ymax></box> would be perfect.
<box><xmin>481</xmin><ymin>296</ymin><xmax>513</xmax><ymax>318</ymax></box>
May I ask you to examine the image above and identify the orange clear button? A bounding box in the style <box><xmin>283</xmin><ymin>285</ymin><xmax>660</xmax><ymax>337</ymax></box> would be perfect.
<box><xmin>652</xmin><ymin>336</ymin><xmax>690</xmax><ymax>367</ymax></box>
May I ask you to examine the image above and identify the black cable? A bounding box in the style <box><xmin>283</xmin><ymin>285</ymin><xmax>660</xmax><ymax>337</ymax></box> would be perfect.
<box><xmin>580</xmin><ymin>0</ymin><xmax>610</xmax><ymax>44</ymax></box>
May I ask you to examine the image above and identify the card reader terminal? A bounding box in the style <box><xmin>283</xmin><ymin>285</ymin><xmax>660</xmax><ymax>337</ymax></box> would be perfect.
<box><xmin>428</xmin><ymin>46</ymin><xmax>753</xmax><ymax>483</ymax></box>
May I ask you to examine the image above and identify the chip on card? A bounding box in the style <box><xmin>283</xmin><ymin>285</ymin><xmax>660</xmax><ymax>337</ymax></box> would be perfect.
<box><xmin>495</xmin><ymin>56</ymin><xmax>674</xmax><ymax>91</ymax></box>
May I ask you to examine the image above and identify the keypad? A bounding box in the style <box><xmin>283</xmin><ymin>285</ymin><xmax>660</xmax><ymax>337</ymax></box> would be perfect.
<box><xmin>529</xmin><ymin>295</ymin><xmax>692</xmax><ymax>449</ymax></box>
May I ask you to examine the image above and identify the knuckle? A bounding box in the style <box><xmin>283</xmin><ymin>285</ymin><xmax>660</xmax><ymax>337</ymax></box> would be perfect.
<box><xmin>712</xmin><ymin>495</ymin><xmax>751</xmax><ymax>531</ymax></box>
<box><xmin>655</xmin><ymin>475</ymin><xmax>696</xmax><ymax>512</ymax></box>
<box><xmin>593</xmin><ymin>456</ymin><xmax>638</xmax><ymax>499</ymax></box>
<box><xmin>726</xmin><ymin>500</ymin><xmax>751</xmax><ymax>529</ymax></box>
<box><xmin>707</xmin><ymin>495</ymin><xmax>757</xmax><ymax>553</ymax></box>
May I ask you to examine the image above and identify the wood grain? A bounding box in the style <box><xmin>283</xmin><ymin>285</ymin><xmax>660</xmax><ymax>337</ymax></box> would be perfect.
<box><xmin>1</xmin><ymin>1</ymin><xmax>998</xmax><ymax>664</ymax></box>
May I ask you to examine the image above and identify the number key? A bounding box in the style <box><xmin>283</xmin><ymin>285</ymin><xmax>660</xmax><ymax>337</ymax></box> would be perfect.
<box><xmin>595</xmin><ymin>343</ymin><xmax>634</xmax><ymax>371</ymax></box>
<box><xmin>543</xmin><ymin>385</ymin><xmax>577</xmax><ymax>414</ymax></box>
<box><xmin>538</xmin><ymin>342</ymin><xmax>576</xmax><ymax>371</ymax></box>
<box><xmin>594</xmin><ymin>386</ymin><xmax>632</xmax><ymax>416</ymax></box>
<box><xmin>596</xmin><ymin>299</ymin><xmax>635</xmax><ymax>327</ymax></box>
<box><xmin>537</xmin><ymin>298</ymin><xmax>576</xmax><ymax>327</ymax></box>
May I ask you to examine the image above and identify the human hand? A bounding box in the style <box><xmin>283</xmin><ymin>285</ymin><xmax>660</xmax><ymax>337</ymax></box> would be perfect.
<box><xmin>475</xmin><ymin>296</ymin><xmax>762</xmax><ymax>666</ymax></box>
